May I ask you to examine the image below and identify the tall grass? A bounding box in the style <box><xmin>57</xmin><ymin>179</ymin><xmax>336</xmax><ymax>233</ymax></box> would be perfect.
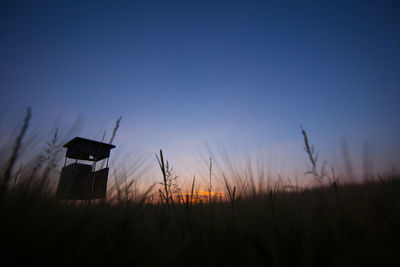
<box><xmin>0</xmin><ymin>112</ymin><xmax>399</xmax><ymax>266</ymax></box>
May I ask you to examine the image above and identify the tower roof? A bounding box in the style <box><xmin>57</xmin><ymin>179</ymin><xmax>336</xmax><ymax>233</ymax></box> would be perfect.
<box><xmin>63</xmin><ymin>137</ymin><xmax>115</xmax><ymax>161</ymax></box>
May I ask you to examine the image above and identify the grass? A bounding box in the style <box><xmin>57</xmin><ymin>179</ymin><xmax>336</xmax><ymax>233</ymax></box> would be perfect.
<box><xmin>0</xmin><ymin>112</ymin><xmax>399</xmax><ymax>266</ymax></box>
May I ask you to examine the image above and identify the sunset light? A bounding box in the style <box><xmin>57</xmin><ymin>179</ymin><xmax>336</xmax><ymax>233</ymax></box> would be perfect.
<box><xmin>181</xmin><ymin>190</ymin><xmax>225</xmax><ymax>204</ymax></box>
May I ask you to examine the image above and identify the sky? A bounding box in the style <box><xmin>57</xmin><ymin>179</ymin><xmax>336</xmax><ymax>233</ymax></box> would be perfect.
<box><xmin>1</xmin><ymin>0</ymin><xmax>400</xmax><ymax>186</ymax></box>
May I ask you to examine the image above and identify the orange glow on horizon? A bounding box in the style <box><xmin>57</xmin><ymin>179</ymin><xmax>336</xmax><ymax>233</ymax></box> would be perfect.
<box><xmin>180</xmin><ymin>189</ymin><xmax>225</xmax><ymax>204</ymax></box>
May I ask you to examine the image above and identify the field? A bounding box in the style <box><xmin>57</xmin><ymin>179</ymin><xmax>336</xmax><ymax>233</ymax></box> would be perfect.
<box><xmin>0</xmin><ymin>112</ymin><xmax>399</xmax><ymax>266</ymax></box>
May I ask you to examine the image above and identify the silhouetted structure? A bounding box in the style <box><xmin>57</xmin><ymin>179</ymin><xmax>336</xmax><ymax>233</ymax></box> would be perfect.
<box><xmin>56</xmin><ymin>137</ymin><xmax>115</xmax><ymax>200</ymax></box>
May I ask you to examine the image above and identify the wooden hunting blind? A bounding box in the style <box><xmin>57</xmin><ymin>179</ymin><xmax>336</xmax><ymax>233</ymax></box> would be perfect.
<box><xmin>56</xmin><ymin>137</ymin><xmax>115</xmax><ymax>200</ymax></box>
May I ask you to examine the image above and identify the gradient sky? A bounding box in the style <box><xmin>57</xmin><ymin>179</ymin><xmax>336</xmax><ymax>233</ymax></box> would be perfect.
<box><xmin>1</xmin><ymin>0</ymin><xmax>400</xmax><ymax>184</ymax></box>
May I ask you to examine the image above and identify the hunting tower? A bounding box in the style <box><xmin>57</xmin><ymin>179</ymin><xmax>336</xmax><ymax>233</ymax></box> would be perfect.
<box><xmin>56</xmin><ymin>137</ymin><xmax>115</xmax><ymax>200</ymax></box>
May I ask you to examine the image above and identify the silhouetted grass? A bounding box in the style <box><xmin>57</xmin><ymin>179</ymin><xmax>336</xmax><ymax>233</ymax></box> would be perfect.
<box><xmin>0</xmin><ymin>115</ymin><xmax>399</xmax><ymax>266</ymax></box>
<box><xmin>1</xmin><ymin>173</ymin><xmax>399</xmax><ymax>266</ymax></box>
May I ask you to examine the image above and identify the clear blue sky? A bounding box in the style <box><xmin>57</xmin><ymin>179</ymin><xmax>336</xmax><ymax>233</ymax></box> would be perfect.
<box><xmin>1</xmin><ymin>0</ymin><xmax>400</xmax><ymax>183</ymax></box>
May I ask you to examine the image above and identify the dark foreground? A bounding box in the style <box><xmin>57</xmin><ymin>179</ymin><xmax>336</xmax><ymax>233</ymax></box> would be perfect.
<box><xmin>0</xmin><ymin>175</ymin><xmax>399</xmax><ymax>267</ymax></box>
